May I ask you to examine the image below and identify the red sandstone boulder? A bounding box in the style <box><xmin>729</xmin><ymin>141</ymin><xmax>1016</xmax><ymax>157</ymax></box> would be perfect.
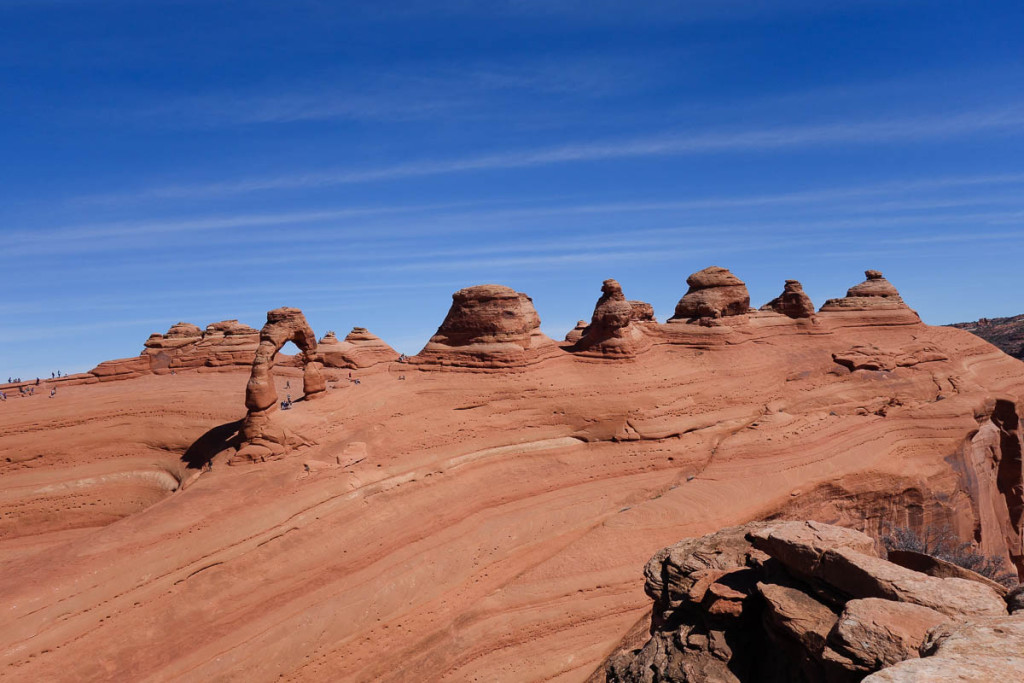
<box><xmin>670</xmin><ymin>266</ymin><xmax>751</xmax><ymax>321</ymax></box>
<box><xmin>864</xmin><ymin>615</ymin><xmax>1024</xmax><ymax>681</ymax></box>
<box><xmin>611</xmin><ymin>520</ymin><xmax>1017</xmax><ymax>682</ymax></box>
<box><xmin>822</xmin><ymin>598</ymin><xmax>949</xmax><ymax>672</ymax></box>
<box><xmin>761</xmin><ymin>280</ymin><xmax>815</xmax><ymax>318</ymax></box>
<box><xmin>747</xmin><ymin>520</ymin><xmax>879</xmax><ymax>579</ymax></box>
<box><xmin>757</xmin><ymin>581</ymin><xmax>838</xmax><ymax>654</ymax></box>
<box><xmin>816</xmin><ymin>547</ymin><xmax>1007</xmax><ymax>617</ymax></box>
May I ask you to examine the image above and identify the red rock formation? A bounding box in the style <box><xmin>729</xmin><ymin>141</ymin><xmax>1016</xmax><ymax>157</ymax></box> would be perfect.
<box><xmin>318</xmin><ymin>327</ymin><xmax>399</xmax><ymax>369</ymax></box>
<box><xmin>821</xmin><ymin>270</ymin><xmax>912</xmax><ymax>312</ymax></box>
<box><xmin>144</xmin><ymin>320</ymin><xmax>259</xmax><ymax>370</ymax></box>
<box><xmin>411</xmin><ymin>284</ymin><xmax>559</xmax><ymax>370</ymax></box>
<box><xmin>573</xmin><ymin>279</ymin><xmax>652</xmax><ymax>358</ymax></box>
<box><xmin>761</xmin><ymin>279</ymin><xmax>816</xmax><ymax>318</ymax></box>
<box><xmin>606</xmin><ymin>521</ymin><xmax>1015</xmax><ymax>682</ymax></box>
<box><xmin>669</xmin><ymin>266</ymin><xmax>751</xmax><ymax>321</ymax></box>
<box><xmin>629</xmin><ymin>300</ymin><xmax>656</xmax><ymax>323</ymax></box>
<box><xmin>236</xmin><ymin>307</ymin><xmax>325</xmax><ymax>463</ymax></box>
<box><xmin>564</xmin><ymin>320</ymin><xmax>589</xmax><ymax>344</ymax></box>
<box><xmin>5</xmin><ymin>269</ymin><xmax>1024</xmax><ymax>681</ymax></box>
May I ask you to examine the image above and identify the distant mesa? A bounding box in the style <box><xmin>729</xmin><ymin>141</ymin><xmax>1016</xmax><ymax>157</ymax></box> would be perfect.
<box><xmin>572</xmin><ymin>279</ymin><xmax>653</xmax><ymax>358</ymax></box>
<box><xmin>318</xmin><ymin>327</ymin><xmax>399</xmax><ymax>369</ymax></box>
<box><xmin>411</xmin><ymin>284</ymin><xmax>559</xmax><ymax>370</ymax></box>
<box><xmin>820</xmin><ymin>270</ymin><xmax>911</xmax><ymax>312</ymax></box>
<box><xmin>761</xmin><ymin>279</ymin><xmax>816</xmax><ymax>319</ymax></box>
<box><xmin>670</xmin><ymin>266</ymin><xmax>751</xmax><ymax>321</ymax></box>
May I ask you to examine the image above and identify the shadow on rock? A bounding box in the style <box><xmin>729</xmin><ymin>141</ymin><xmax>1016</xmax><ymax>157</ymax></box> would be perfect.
<box><xmin>181</xmin><ymin>419</ymin><xmax>244</xmax><ymax>469</ymax></box>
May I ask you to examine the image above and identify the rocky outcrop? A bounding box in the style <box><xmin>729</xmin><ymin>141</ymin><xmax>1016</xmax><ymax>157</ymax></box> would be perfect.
<box><xmin>865</xmin><ymin>615</ymin><xmax>1024</xmax><ymax>681</ymax></box>
<box><xmin>235</xmin><ymin>307</ymin><xmax>325</xmax><ymax>464</ymax></box>
<box><xmin>606</xmin><ymin>520</ymin><xmax>1016</xmax><ymax>683</ymax></box>
<box><xmin>318</xmin><ymin>327</ymin><xmax>400</xmax><ymax>369</ymax></box>
<box><xmin>761</xmin><ymin>280</ymin><xmax>815</xmax><ymax>318</ymax></box>
<box><xmin>832</xmin><ymin>343</ymin><xmax>949</xmax><ymax>372</ymax></box>
<box><xmin>629</xmin><ymin>301</ymin><xmax>656</xmax><ymax>323</ymax></box>
<box><xmin>820</xmin><ymin>270</ymin><xmax>915</xmax><ymax>313</ymax></box>
<box><xmin>411</xmin><ymin>285</ymin><xmax>559</xmax><ymax>370</ymax></box>
<box><xmin>565</xmin><ymin>320</ymin><xmax>589</xmax><ymax>344</ymax></box>
<box><xmin>573</xmin><ymin>279</ymin><xmax>652</xmax><ymax>358</ymax></box>
<box><xmin>144</xmin><ymin>320</ymin><xmax>260</xmax><ymax>370</ymax></box>
<box><xmin>669</xmin><ymin>266</ymin><xmax>751</xmax><ymax>321</ymax></box>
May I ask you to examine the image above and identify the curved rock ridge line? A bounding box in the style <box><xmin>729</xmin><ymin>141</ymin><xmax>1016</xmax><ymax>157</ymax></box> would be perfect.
<box><xmin>1</xmin><ymin>268</ymin><xmax>1023</xmax><ymax>682</ymax></box>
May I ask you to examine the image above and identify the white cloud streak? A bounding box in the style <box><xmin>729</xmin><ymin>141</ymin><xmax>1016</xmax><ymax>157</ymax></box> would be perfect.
<box><xmin>82</xmin><ymin>106</ymin><xmax>1024</xmax><ymax>203</ymax></box>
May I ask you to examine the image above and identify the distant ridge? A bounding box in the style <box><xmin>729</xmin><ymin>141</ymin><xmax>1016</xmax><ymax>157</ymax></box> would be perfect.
<box><xmin>949</xmin><ymin>314</ymin><xmax>1024</xmax><ymax>360</ymax></box>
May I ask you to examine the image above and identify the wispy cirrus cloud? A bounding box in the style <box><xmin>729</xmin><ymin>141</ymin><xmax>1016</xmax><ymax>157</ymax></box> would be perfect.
<box><xmin>83</xmin><ymin>106</ymin><xmax>1024</xmax><ymax>203</ymax></box>
<box><xmin>11</xmin><ymin>170</ymin><xmax>1021</xmax><ymax>259</ymax></box>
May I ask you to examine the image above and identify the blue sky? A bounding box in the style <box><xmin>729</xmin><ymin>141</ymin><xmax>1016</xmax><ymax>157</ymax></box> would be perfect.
<box><xmin>1</xmin><ymin>0</ymin><xmax>1023</xmax><ymax>379</ymax></box>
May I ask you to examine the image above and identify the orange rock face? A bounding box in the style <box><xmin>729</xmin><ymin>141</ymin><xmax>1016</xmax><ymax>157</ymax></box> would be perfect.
<box><xmin>2</xmin><ymin>273</ymin><xmax>1024</xmax><ymax>681</ymax></box>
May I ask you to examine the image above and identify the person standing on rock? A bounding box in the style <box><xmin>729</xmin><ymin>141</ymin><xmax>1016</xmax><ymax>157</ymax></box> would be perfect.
<box><xmin>49</xmin><ymin>388</ymin><xmax>56</xmax><ymax>398</ymax></box>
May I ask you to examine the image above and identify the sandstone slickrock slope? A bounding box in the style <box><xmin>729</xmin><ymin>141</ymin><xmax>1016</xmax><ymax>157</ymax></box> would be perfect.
<box><xmin>2</xmin><ymin>267</ymin><xmax>1024</xmax><ymax>682</ymax></box>
<box><xmin>411</xmin><ymin>284</ymin><xmax>560</xmax><ymax>370</ymax></box>
<box><xmin>949</xmin><ymin>314</ymin><xmax>1024</xmax><ymax>360</ymax></box>
<box><xmin>606</xmin><ymin>521</ymin><xmax>1019</xmax><ymax>682</ymax></box>
<box><xmin>670</xmin><ymin>266</ymin><xmax>751</xmax><ymax>321</ymax></box>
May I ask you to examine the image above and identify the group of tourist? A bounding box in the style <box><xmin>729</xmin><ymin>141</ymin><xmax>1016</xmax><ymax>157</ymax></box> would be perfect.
<box><xmin>5</xmin><ymin>370</ymin><xmax>65</xmax><ymax>384</ymax></box>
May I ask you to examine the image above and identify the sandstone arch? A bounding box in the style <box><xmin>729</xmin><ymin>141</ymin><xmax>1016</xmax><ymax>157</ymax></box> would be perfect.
<box><xmin>235</xmin><ymin>308</ymin><xmax>325</xmax><ymax>463</ymax></box>
<box><xmin>244</xmin><ymin>307</ymin><xmax>325</xmax><ymax>411</ymax></box>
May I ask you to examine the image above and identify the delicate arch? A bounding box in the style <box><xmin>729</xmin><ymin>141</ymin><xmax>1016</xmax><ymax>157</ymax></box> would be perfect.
<box><xmin>244</xmin><ymin>307</ymin><xmax>325</xmax><ymax>412</ymax></box>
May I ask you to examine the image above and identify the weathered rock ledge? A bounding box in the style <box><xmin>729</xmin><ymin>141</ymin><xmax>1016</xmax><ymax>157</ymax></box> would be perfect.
<box><xmin>605</xmin><ymin>521</ymin><xmax>1021</xmax><ymax>682</ymax></box>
